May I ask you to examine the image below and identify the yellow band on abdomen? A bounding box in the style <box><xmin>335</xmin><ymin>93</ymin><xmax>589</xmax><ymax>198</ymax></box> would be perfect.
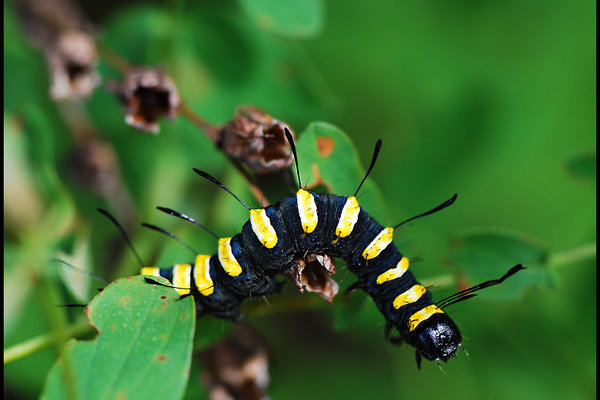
<box><xmin>140</xmin><ymin>267</ymin><xmax>161</xmax><ymax>277</ymax></box>
<box><xmin>296</xmin><ymin>189</ymin><xmax>318</xmax><ymax>233</ymax></box>
<box><xmin>250</xmin><ymin>209</ymin><xmax>278</xmax><ymax>248</ymax></box>
<box><xmin>362</xmin><ymin>227</ymin><xmax>394</xmax><ymax>260</ymax></box>
<box><xmin>173</xmin><ymin>264</ymin><xmax>191</xmax><ymax>295</ymax></box>
<box><xmin>408</xmin><ymin>305</ymin><xmax>444</xmax><ymax>332</ymax></box>
<box><xmin>392</xmin><ymin>284</ymin><xmax>426</xmax><ymax>309</ymax></box>
<box><xmin>376</xmin><ymin>257</ymin><xmax>409</xmax><ymax>284</ymax></box>
<box><xmin>335</xmin><ymin>196</ymin><xmax>360</xmax><ymax>237</ymax></box>
<box><xmin>194</xmin><ymin>255</ymin><xmax>214</xmax><ymax>296</ymax></box>
<box><xmin>218</xmin><ymin>237</ymin><xmax>243</xmax><ymax>277</ymax></box>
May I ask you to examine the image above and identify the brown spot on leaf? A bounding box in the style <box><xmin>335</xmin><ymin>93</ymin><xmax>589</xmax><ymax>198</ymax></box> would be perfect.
<box><xmin>457</xmin><ymin>270</ymin><xmax>469</xmax><ymax>292</ymax></box>
<box><xmin>157</xmin><ymin>355</ymin><xmax>167</xmax><ymax>362</ymax></box>
<box><xmin>304</xmin><ymin>164</ymin><xmax>332</xmax><ymax>192</ymax></box>
<box><xmin>181</xmin><ymin>313</ymin><xmax>188</xmax><ymax>320</ymax></box>
<box><xmin>317</xmin><ymin>137</ymin><xmax>335</xmax><ymax>157</ymax></box>
<box><xmin>161</xmin><ymin>296</ymin><xmax>167</xmax><ymax>300</ymax></box>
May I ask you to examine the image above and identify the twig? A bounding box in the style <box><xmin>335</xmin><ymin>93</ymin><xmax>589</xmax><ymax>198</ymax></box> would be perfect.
<box><xmin>4</xmin><ymin>319</ymin><xmax>93</xmax><ymax>364</ymax></box>
<box><xmin>548</xmin><ymin>242</ymin><xmax>596</xmax><ymax>268</ymax></box>
<box><xmin>95</xmin><ymin>42</ymin><xmax>268</xmax><ymax>206</ymax></box>
<box><xmin>179</xmin><ymin>103</ymin><xmax>220</xmax><ymax>141</ymax></box>
<box><xmin>97</xmin><ymin>41</ymin><xmax>130</xmax><ymax>73</ymax></box>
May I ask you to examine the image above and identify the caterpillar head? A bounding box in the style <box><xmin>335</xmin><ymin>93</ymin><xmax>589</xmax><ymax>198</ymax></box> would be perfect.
<box><xmin>412</xmin><ymin>313</ymin><xmax>462</xmax><ymax>368</ymax></box>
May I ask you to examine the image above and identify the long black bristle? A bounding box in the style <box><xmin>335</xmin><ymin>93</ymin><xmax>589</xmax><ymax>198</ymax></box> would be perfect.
<box><xmin>141</xmin><ymin>223</ymin><xmax>198</xmax><ymax>255</ymax></box>
<box><xmin>284</xmin><ymin>127</ymin><xmax>302</xmax><ymax>189</ymax></box>
<box><xmin>393</xmin><ymin>194</ymin><xmax>457</xmax><ymax>229</ymax></box>
<box><xmin>97</xmin><ymin>208</ymin><xmax>145</xmax><ymax>268</ymax></box>
<box><xmin>156</xmin><ymin>206</ymin><xmax>220</xmax><ymax>239</ymax></box>
<box><xmin>193</xmin><ymin>169</ymin><xmax>252</xmax><ymax>210</ymax></box>
<box><xmin>437</xmin><ymin>264</ymin><xmax>525</xmax><ymax>309</ymax></box>
<box><xmin>354</xmin><ymin>139</ymin><xmax>382</xmax><ymax>197</ymax></box>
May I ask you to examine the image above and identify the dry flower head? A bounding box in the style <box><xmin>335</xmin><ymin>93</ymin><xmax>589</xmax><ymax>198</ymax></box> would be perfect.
<box><xmin>118</xmin><ymin>67</ymin><xmax>181</xmax><ymax>134</ymax></box>
<box><xmin>217</xmin><ymin>106</ymin><xmax>294</xmax><ymax>174</ymax></box>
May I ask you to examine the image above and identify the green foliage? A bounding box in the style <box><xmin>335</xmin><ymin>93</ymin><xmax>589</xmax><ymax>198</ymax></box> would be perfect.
<box><xmin>4</xmin><ymin>1</ymin><xmax>595</xmax><ymax>400</ymax></box>
<box><xmin>238</xmin><ymin>0</ymin><xmax>324</xmax><ymax>38</ymax></box>
<box><xmin>450</xmin><ymin>228</ymin><xmax>550</xmax><ymax>299</ymax></box>
<box><xmin>296</xmin><ymin>121</ymin><xmax>387</xmax><ymax>218</ymax></box>
<box><xmin>564</xmin><ymin>151</ymin><xmax>596</xmax><ymax>186</ymax></box>
<box><xmin>41</xmin><ymin>276</ymin><xmax>195</xmax><ymax>400</ymax></box>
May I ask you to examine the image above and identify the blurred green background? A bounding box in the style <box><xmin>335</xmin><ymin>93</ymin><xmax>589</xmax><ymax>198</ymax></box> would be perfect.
<box><xmin>4</xmin><ymin>0</ymin><xmax>595</xmax><ymax>399</ymax></box>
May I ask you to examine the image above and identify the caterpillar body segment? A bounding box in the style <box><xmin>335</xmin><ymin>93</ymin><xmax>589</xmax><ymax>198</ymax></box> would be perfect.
<box><xmin>239</xmin><ymin>204</ymin><xmax>296</xmax><ymax>273</ymax></box>
<box><xmin>140</xmin><ymin>191</ymin><xmax>464</xmax><ymax>363</ymax></box>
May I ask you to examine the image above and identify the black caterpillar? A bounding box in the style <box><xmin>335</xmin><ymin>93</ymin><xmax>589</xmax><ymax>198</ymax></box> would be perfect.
<box><xmin>136</xmin><ymin>129</ymin><xmax>523</xmax><ymax>367</ymax></box>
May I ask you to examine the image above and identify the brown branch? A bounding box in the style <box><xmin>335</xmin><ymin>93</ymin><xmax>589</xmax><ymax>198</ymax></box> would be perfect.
<box><xmin>179</xmin><ymin>102</ymin><xmax>220</xmax><ymax>141</ymax></box>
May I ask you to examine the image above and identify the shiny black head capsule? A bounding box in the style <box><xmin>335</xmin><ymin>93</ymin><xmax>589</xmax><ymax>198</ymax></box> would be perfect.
<box><xmin>411</xmin><ymin>313</ymin><xmax>462</xmax><ymax>366</ymax></box>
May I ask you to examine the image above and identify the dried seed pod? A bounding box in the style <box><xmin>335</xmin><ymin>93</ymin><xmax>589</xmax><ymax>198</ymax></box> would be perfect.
<box><xmin>14</xmin><ymin>0</ymin><xmax>101</xmax><ymax>100</ymax></box>
<box><xmin>66</xmin><ymin>137</ymin><xmax>119</xmax><ymax>196</ymax></box>
<box><xmin>48</xmin><ymin>30</ymin><xmax>101</xmax><ymax>100</ymax></box>
<box><xmin>117</xmin><ymin>67</ymin><xmax>181</xmax><ymax>134</ymax></box>
<box><xmin>217</xmin><ymin>106</ymin><xmax>294</xmax><ymax>174</ymax></box>
<box><xmin>202</xmin><ymin>325</ymin><xmax>270</xmax><ymax>400</ymax></box>
<box><xmin>289</xmin><ymin>253</ymin><xmax>339</xmax><ymax>303</ymax></box>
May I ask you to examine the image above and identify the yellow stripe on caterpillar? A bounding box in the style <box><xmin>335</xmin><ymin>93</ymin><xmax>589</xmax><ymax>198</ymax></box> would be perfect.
<box><xmin>408</xmin><ymin>305</ymin><xmax>445</xmax><ymax>332</ymax></box>
<box><xmin>194</xmin><ymin>255</ymin><xmax>214</xmax><ymax>296</ymax></box>
<box><xmin>140</xmin><ymin>267</ymin><xmax>161</xmax><ymax>277</ymax></box>
<box><xmin>376</xmin><ymin>257</ymin><xmax>409</xmax><ymax>284</ymax></box>
<box><xmin>218</xmin><ymin>237</ymin><xmax>243</xmax><ymax>277</ymax></box>
<box><xmin>362</xmin><ymin>227</ymin><xmax>394</xmax><ymax>259</ymax></box>
<box><xmin>173</xmin><ymin>264</ymin><xmax>192</xmax><ymax>295</ymax></box>
<box><xmin>393</xmin><ymin>284</ymin><xmax>426</xmax><ymax>309</ymax></box>
<box><xmin>250</xmin><ymin>209</ymin><xmax>278</xmax><ymax>248</ymax></box>
<box><xmin>296</xmin><ymin>189</ymin><xmax>318</xmax><ymax>233</ymax></box>
<box><xmin>335</xmin><ymin>196</ymin><xmax>360</xmax><ymax>237</ymax></box>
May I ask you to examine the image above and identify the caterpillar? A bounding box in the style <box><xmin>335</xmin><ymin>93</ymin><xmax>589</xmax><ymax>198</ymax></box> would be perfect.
<box><xmin>132</xmin><ymin>128</ymin><xmax>523</xmax><ymax>368</ymax></box>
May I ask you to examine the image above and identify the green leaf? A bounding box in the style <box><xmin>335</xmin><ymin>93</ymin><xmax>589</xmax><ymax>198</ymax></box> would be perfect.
<box><xmin>450</xmin><ymin>227</ymin><xmax>549</xmax><ymax>300</ymax></box>
<box><xmin>238</xmin><ymin>0</ymin><xmax>324</xmax><ymax>39</ymax></box>
<box><xmin>296</xmin><ymin>121</ymin><xmax>388</xmax><ymax>221</ymax></box>
<box><xmin>101</xmin><ymin>5</ymin><xmax>175</xmax><ymax>65</ymax></box>
<box><xmin>564</xmin><ymin>151</ymin><xmax>596</xmax><ymax>185</ymax></box>
<box><xmin>41</xmin><ymin>276</ymin><xmax>195</xmax><ymax>400</ymax></box>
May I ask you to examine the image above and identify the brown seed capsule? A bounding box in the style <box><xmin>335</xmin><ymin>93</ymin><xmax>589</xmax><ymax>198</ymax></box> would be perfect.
<box><xmin>288</xmin><ymin>253</ymin><xmax>339</xmax><ymax>303</ymax></box>
<box><xmin>217</xmin><ymin>106</ymin><xmax>294</xmax><ymax>174</ymax></box>
<box><xmin>202</xmin><ymin>325</ymin><xmax>270</xmax><ymax>400</ymax></box>
<box><xmin>66</xmin><ymin>137</ymin><xmax>119</xmax><ymax>196</ymax></box>
<box><xmin>48</xmin><ymin>30</ymin><xmax>101</xmax><ymax>100</ymax></box>
<box><xmin>14</xmin><ymin>0</ymin><xmax>101</xmax><ymax>100</ymax></box>
<box><xmin>117</xmin><ymin>67</ymin><xmax>181</xmax><ymax>134</ymax></box>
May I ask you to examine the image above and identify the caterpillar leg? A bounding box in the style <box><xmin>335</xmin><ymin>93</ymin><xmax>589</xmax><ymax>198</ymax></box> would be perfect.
<box><xmin>344</xmin><ymin>281</ymin><xmax>364</xmax><ymax>294</ymax></box>
<box><xmin>384</xmin><ymin>321</ymin><xmax>404</xmax><ymax>345</ymax></box>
